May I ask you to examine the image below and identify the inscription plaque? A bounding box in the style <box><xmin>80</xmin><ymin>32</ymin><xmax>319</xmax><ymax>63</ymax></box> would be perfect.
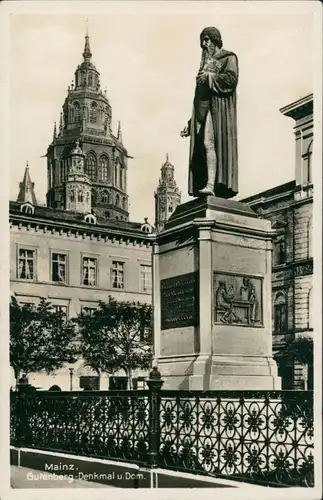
<box><xmin>160</xmin><ymin>272</ymin><xmax>199</xmax><ymax>330</ymax></box>
<box><xmin>293</xmin><ymin>259</ymin><xmax>313</xmax><ymax>278</ymax></box>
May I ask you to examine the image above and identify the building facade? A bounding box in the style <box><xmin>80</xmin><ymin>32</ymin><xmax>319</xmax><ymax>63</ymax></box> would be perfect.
<box><xmin>242</xmin><ymin>94</ymin><xmax>313</xmax><ymax>390</ymax></box>
<box><xmin>9</xmin><ymin>32</ymin><xmax>155</xmax><ymax>391</ymax></box>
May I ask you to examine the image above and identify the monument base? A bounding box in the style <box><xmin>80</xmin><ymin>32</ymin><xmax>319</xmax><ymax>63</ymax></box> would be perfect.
<box><xmin>153</xmin><ymin>196</ymin><xmax>281</xmax><ymax>391</ymax></box>
<box><xmin>157</xmin><ymin>354</ymin><xmax>280</xmax><ymax>390</ymax></box>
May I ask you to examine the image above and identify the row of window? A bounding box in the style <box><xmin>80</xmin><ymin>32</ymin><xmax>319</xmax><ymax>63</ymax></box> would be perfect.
<box><xmin>17</xmin><ymin>249</ymin><xmax>152</xmax><ymax>292</ymax></box>
<box><xmin>66</xmin><ymin>189</ymin><xmax>127</xmax><ymax>209</ymax></box>
<box><xmin>273</xmin><ymin>218</ymin><xmax>312</xmax><ymax>266</ymax></box>
<box><xmin>86</xmin><ymin>155</ymin><xmax>125</xmax><ymax>187</ymax></box>
<box><xmin>71</xmin><ymin>101</ymin><xmax>105</xmax><ymax>124</ymax></box>
<box><xmin>50</xmin><ymin>158</ymin><xmax>125</xmax><ymax>188</ymax></box>
<box><xmin>75</xmin><ymin>71</ymin><xmax>99</xmax><ymax>88</ymax></box>
<box><xmin>273</xmin><ymin>290</ymin><xmax>313</xmax><ymax>332</ymax></box>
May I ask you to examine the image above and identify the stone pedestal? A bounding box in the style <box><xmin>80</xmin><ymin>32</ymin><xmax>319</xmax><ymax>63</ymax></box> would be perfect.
<box><xmin>153</xmin><ymin>196</ymin><xmax>281</xmax><ymax>390</ymax></box>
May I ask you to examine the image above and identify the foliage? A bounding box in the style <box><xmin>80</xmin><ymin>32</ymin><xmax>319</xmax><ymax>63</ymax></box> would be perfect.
<box><xmin>283</xmin><ymin>336</ymin><xmax>314</xmax><ymax>366</ymax></box>
<box><xmin>74</xmin><ymin>297</ymin><xmax>153</xmax><ymax>388</ymax></box>
<box><xmin>10</xmin><ymin>296</ymin><xmax>78</xmax><ymax>381</ymax></box>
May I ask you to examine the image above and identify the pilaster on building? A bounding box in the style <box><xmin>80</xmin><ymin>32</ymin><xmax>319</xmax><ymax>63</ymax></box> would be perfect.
<box><xmin>46</xmin><ymin>30</ymin><xmax>129</xmax><ymax>222</ymax></box>
<box><xmin>154</xmin><ymin>154</ymin><xmax>181</xmax><ymax>232</ymax></box>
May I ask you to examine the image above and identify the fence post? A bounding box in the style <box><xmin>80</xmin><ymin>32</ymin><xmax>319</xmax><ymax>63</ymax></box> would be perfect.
<box><xmin>14</xmin><ymin>378</ymin><xmax>35</xmax><ymax>447</ymax></box>
<box><xmin>12</xmin><ymin>388</ymin><xmax>28</xmax><ymax>447</ymax></box>
<box><xmin>146</xmin><ymin>366</ymin><xmax>164</xmax><ymax>468</ymax></box>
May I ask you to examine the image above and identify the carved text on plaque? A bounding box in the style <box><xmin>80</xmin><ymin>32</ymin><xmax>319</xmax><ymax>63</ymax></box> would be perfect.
<box><xmin>160</xmin><ymin>272</ymin><xmax>199</xmax><ymax>330</ymax></box>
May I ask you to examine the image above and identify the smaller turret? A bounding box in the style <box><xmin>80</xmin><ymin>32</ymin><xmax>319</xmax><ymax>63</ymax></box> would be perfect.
<box><xmin>65</xmin><ymin>140</ymin><xmax>92</xmax><ymax>214</ymax></box>
<box><xmin>154</xmin><ymin>154</ymin><xmax>181</xmax><ymax>232</ymax></box>
<box><xmin>16</xmin><ymin>161</ymin><xmax>37</xmax><ymax>207</ymax></box>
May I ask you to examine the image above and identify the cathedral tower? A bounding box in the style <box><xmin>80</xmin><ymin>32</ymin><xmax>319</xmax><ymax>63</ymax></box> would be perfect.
<box><xmin>46</xmin><ymin>30</ymin><xmax>129</xmax><ymax>221</ymax></box>
<box><xmin>154</xmin><ymin>154</ymin><xmax>181</xmax><ymax>232</ymax></box>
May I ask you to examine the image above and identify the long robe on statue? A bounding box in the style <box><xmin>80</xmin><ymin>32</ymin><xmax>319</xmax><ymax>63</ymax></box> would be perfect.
<box><xmin>188</xmin><ymin>49</ymin><xmax>239</xmax><ymax>198</ymax></box>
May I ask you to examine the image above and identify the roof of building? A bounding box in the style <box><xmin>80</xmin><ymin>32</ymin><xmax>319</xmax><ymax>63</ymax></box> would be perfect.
<box><xmin>9</xmin><ymin>200</ymin><xmax>155</xmax><ymax>239</ymax></box>
<box><xmin>240</xmin><ymin>180</ymin><xmax>296</xmax><ymax>204</ymax></box>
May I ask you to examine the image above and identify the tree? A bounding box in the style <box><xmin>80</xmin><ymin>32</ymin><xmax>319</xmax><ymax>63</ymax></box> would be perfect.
<box><xmin>10</xmin><ymin>296</ymin><xmax>78</xmax><ymax>382</ymax></box>
<box><xmin>75</xmin><ymin>297</ymin><xmax>153</xmax><ymax>389</ymax></box>
<box><xmin>277</xmin><ymin>335</ymin><xmax>314</xmax><ymax>390</ymax></box>
<box><xmin>284</xmin><ymin>336</ymin><xmax>313</xmax><ymax>366</ymax></box>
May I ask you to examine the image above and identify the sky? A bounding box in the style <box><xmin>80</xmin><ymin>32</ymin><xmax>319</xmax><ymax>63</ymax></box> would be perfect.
<box><xmin>8</xmin><ymin>3</ymin><xmax>315</xmax><ymax>223</ymax></box>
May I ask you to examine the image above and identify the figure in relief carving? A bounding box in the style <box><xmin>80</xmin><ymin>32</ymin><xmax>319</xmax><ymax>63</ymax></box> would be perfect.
<box><xmin>214</xmin><ymin>274</ymin><xmax>262</xmax><ymax>326</ymax></box>
<box><xmin>181</xmin><ymin>27</ymin><xmax>239</xmax><ymax>199</ymax></box>
<box><xmin>216</xmin><ymin>280</ymin><xmax>241</xmax><ymax>323</ymax></box>
<box><xmin>239</xmin><ymin>277</ymin><xmax>259</xmax><ymax>323</ymax></box>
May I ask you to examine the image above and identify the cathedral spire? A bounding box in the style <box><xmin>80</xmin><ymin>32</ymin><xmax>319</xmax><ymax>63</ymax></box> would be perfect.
<box><xmin>83</xmin><ymin>21</ymin><xmax>92</xmax><ymax>61</ymax></box>
<box><xmin>53</xmin><ymin>122</ymin><xmax>57</xmax><ymax>141</ymax></box>
<box><xmin>16</xmin><ymin>161</ymin><xmax>37</xmax><ymax>206</ymax></box>
<box><xmin>117</xmin><ymin>121</ymin><xmax>123</xmax><ymax>143</ymax></box>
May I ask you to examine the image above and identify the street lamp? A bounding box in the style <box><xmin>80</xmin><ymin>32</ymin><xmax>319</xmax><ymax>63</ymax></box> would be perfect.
<box><xmin>69</xmin><ymin>368</ymin><xmax>74</xmax><ymax>391</ymax></box>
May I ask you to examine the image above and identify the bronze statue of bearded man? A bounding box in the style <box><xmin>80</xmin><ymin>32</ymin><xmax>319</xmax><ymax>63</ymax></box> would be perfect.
<box><xmin>181</xmin><ymin>27</ymin><xmax>239</xmax><ymax>198</ymax></box>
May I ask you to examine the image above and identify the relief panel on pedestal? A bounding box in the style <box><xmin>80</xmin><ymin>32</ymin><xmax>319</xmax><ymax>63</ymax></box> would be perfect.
<box><xmin>214</xmin><ymin>272</ymin><xmax>263</xmax><ymax>326</ymax></box>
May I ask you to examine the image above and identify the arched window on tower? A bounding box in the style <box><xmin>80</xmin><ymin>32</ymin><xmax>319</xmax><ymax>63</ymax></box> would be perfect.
<box><xmin>122</xmin><ymin>197</ymin><xmax>127</xmax><ymax>210</ymax></box>
<box><xmin>100</xmin><ymin>156</ymin><xmax>109</xmax><ymax>182</ymax></box>
<box><xmin>86</xmin><ymin>154</ymin><xmax>97</xmax><ymax>180</ymax></box>
<box><xmin>73</xmin><ymin>101</ymin><xmax>81</xmax><ymax>122</ymax></box>
<box><xmin>78</xmin><ymin>190</ymin><xmax>84</xmax><ymax>203</ymax></box>
<box><xmin>115</xmin><ymin>194</ymin><xmax>120</xmax><ymax>207</ymax></box>
<box><xmin>101</xmin><ymin>191</ymin><xmax>109</xmax><ymax>204</ymax></box>
<box><xmin>90</xmin><ymin>102</ymin><xmax>98</xmax><ymax>123</ymax></box>
<box><xmin>115</xmin><ymin>160</ymin><xmax>119</xmax><ymax>187</ymax></box>
<box><xmin>119</xmin><ymin>167</ymin><xmax>123</xmax><ymax>189</ymax></box>
<box><xmin>88</xmin><ymin>73</ymin><xmax>93</xmax><ymax>87</ymax></box>
<box><xmin>274</xmin><ymin>293</ymin><xmax>287</xmax><ymax>333</ymax></box>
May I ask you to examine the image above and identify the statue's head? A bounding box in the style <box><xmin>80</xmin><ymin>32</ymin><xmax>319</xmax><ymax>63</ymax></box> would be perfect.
<box><xmin>200</xmin><ymin>27</ymin><xmax>223</xmax><ymax>52</ymax></box>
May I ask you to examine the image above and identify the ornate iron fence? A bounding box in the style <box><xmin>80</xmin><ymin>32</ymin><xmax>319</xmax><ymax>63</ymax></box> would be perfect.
<box><xmin>10</xmin><ymin>387</ymin><xmax>314</xmax><ymax>487</ymax></box>
<box><xmin>158</xmin><ymin>391</ymin><xmax>314</xmax><ymax>487</ymax></box>
<box><xmin>11</xmin><ymin>390</ymin><xmax>150</xmax><ymax>465</ymax></box>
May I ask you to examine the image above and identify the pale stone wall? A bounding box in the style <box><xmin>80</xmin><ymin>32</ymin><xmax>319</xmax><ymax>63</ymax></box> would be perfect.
<box><xmin>10</xmin><ymin>221</ymin><xmax>153</xmax><ymax>390</ymax></box>
<box><xmin>294</xmin><ymin>201</ymin><xmax>312</xmax><ymax>261</ymax></box>
<box><xmin>10</xmin><ymin>224</ymin><xmax>152</xmax><ymax>313</ymax></box>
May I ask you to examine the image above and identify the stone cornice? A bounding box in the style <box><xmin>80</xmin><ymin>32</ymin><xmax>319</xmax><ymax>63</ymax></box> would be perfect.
<box><xmin>280</xmin><ymin>94</ymin><xmax>313</xmax><ymax>121</ymax></box>
<box><xmin>9</xmin><ymin>213</ymin><xmax>155</xmax><ymax>247</ymax></box>
<box><xmin>157</xmin><ymin>217</ymin><xmax>274</xmax><ymax>244</ymax></box>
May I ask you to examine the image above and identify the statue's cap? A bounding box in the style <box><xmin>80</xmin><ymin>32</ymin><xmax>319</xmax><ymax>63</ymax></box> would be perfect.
<box><xmin>200</xmin><ymin>26</ymin><xmax>222</xmax><ymax>43</ymax></box>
